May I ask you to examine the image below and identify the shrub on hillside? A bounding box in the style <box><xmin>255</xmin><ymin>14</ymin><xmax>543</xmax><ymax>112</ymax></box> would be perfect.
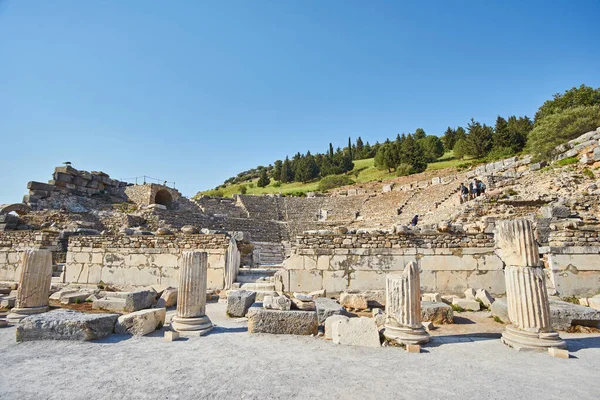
<box><xmin>318</xmin><ymin>175</ymin><xmax>355</xmax><ymax>192</ymax></box>
<box><xmin>239</xmin><ymin>185</ymin><xmax>247</xmax><ymax>194</ymax></box>
<box><xmin>395</xmin><ymin>163</ymin><xmax>415</xmax><ymax>177</ymax></box>
<box><xmin>527</xmin><ymin>105</ymin><xmax>600</xmax><ymax>161</ymax></box>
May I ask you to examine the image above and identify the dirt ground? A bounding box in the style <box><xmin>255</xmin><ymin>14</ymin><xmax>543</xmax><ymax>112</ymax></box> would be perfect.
<box><xmin>1</xmin><ymin>303</ymin><xmax>600</xmax><ymax>400</ymax></box>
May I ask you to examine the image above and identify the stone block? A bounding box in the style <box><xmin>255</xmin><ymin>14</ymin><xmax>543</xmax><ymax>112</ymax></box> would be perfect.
<box><xmin>49</xmin><ymin>289</ymin><xmax>79</xmax><ymax>301</ymax></box>
<box><xmin>422</xmin><ymin>293</ymin><xmax>442</xmax><ymax>303</ymax></box>
<box><xmin>227</xmin><ymin>290</ymin><xmax>257</xmax><ymax>317</ymax></box>
<box><xmin>548</xmin><ymin>299</ymin><xmax>600</xmax><ymax>331</ymax></box>
<box><xmin>421</xmin><ymin>301</ymin><xmax>453</xmax><ymax>324</ymax></box>
<box><xmin>588</xmin><ymin>296</ymin><xmax>600</xmax><ymax>311</ymax></box>
<box><xmin>16</xmin><ymin>310</ymin><xmax>118</xmax><ymax>342</ymax></box>
<box><xmin>291</xmin><ymin>297</ymin><xmax>316</xmax><ymax>311</ymax></box>
<box><xmin>541</xmin><ymin>206</ymin><xmax>571</xmax><ymax>219</ymax></box>
<box><xmin>464</xmin><ymin>288</ymin><xmax>476</xmax><ymax>300</ymax></box>
<box><xmin>314</xmin><ymin>297</ymin><xmax>345</xmax><ymax>324</ymax></box>
<box><xmin>92</xmin><ymin>289</ymin><xmax>157</xmax><ymax>313</ymax></box>
<box><xmin>372</xmin><ymin>308</ymin><xmax>385</xmax><ymax>328</ymax></box>
<box><xmin>164</xmin><ymin>331</ymin><xmax>180</xmax><ymax>342</ymax></box>
<box><xmin>475</xmin><ymin>289</ymin><xmax>494</xmax><ymax>308</ymax></box>
<box><xmin>115</xmin><ymin>308</ymin><xmax>166</xmax><ymax>336</ymax></box>
<box><xmin>339</xmin><ymin>292</ymin><xmax>368</xmax><ymax>310</ymax></box>
<box><xmin>491</xmin><ymin>297</ymin><xmax>509</xmax><ymax>323</ymax></box>
<box><xmin>156</xmin><ymin>287</ymin><xmax>178</xmax><ymax>308</ymax></box>
<box><xmin>406</xmin><ymin>344</ymin><xmax>421</xmax><ymax>353</ymax></box>
<box><xmin>422</xmin><ymin>321</ymin><xmax>434</xmax><ymax>331</ymax></box>
<box><xmin>60</xmin><ymin>292</ymin><xmax>92</xmax><ymax>305</ymax></box>
<box><xmin>0</xmin><ymin>296</ymin><xmax>15</xmax><ymax>308</ymax></box>
<box><xmin>548</xmin><ymin>347</ymin><xmax>569</xmax><ymax>359</ymax></box>
<box><xmin>325</xmin><ymin>315</ymin><xmax>349</xmax><ymax>339</ymax></box>
<box><xmin>331</xmin><ymin>317</ymin><xmax>380</xmax><ymax>348</ymax></box>
<box><xmin>452</xmin><ymin>298</ymin><xmax>480</xmax><ymax>311</ymax></box>
<box><xmin>247</xmin><ymin>307</ymin><xmax>318</xmax><ymax>335</ymax></box>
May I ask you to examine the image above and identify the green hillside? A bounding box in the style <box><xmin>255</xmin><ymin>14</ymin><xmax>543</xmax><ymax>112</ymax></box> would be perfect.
<box><xmin>196</xmin><ymin>152</ymin><xmax>465</xmax><ymax>198</ymax></box>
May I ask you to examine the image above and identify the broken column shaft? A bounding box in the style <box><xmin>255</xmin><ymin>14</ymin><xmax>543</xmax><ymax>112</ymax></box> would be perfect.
<box><xmin>171</xmin><ymin>251</ymin><xmax>213</xmax><ymax>335</ymax></box>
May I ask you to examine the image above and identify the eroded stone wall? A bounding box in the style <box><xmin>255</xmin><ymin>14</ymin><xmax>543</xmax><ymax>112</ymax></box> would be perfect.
<box><xmin>65</xmin><ymin>234</ymin><xmax>238</xmax><ymax>289</ymax></box>
<box><xmin>0</xmin><ymin>232</ymin><xmax>61</xmax><ymax>281</ymax></box>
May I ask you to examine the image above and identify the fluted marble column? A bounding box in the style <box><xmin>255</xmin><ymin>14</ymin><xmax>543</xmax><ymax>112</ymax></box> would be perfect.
<box><xmin>496</xmin><ymin>219</ymin><xmax>566</xmax><ymax>350</ymax></box>
<box><xmin>7</xmin><ymin>249</ymin><xmax>53</xmax><ymax>324</ymax></box>
<box><xmin>171</xmin><ymin>251</ymin><xmax>213</xmax><ymax>335</ymax></box>
<box><xmin>383</xmin><ymin>261</ymin><xmax>430</xmax><ymax>345</ymax></box>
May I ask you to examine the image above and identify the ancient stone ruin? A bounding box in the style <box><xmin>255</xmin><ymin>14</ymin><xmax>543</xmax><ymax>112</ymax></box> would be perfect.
<box><xmin>1</xmin><ymin>128</ymin><xmax>600</xmax><ymax>360</ymax></box>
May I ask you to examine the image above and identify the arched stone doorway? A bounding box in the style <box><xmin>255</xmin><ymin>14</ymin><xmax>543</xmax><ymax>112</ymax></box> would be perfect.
<box><xmin>154</xmin><ymin>189</ymin><xmax>173</xmax><ymax>207</ymax></box>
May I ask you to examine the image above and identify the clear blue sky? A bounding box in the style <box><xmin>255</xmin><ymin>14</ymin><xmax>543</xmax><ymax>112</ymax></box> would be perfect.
<box><xmin>1</xmin><ymin>0</ymin><xmax>599</xmax><ymax>204</ymax></box>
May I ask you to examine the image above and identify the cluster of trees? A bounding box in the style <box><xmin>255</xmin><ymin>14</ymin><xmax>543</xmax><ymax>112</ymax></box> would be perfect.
<box><xmin>225</xmin><ymin>136</ymin><xmax>381</xmax><ymax>188</ymax></box>
<box><xmin>527</xmin><ymin>85</ymin><xmax>600</xmax><ymax>160</ymax></box>
<box><xmin>373</xmin><ymin>129</ymin><xmax>443</xmax><ymax>175</ymax></box>
<box><xmin>442</xmin><ymin>116</ymin><xmax>533</xmax><ymax>161</ymax></box>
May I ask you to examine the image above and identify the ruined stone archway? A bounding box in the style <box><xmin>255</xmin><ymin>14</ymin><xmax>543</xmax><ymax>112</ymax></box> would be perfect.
<box><xmin>0</xmin><ymin>203</ymin><xmax>30</xmax><ymax>216</ymax></box>
<box><xmin>154</xmin><ymin>189</ymin><xmax>173</xmax><ymax>207</ymax></box>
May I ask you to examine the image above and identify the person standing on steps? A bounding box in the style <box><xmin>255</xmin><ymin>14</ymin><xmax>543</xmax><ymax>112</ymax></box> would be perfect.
<box><xmin>459</xmin><ymin>183</ymin><xmax>469</xmax><ymax>204</ymax></box>
<box><xmin>478</xmin><ymin>179</ymin><xmax>486</xmax><ymax>196</ymax></box>
<box><xmin>411</xmin><ymin>215</ymin><xmax>419</xmax><ymax>226</ymax></box>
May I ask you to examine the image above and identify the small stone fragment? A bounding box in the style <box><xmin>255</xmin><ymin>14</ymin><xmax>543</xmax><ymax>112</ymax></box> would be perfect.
<box><xmin>406</xmin><ymin>344</ymin><xmax>421</xmax><ymax>353</ymax></box>
<box><xmin>164</xmin><ymin>331</ymin><xmax>180</xmax><ymax>342</ymax></box>
<box><xmin>548</xmin><ymin>347</ymin><xmax>569</xmax><ymax>359</ymax></box>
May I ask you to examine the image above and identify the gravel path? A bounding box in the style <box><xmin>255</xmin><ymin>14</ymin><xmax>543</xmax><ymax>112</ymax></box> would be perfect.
<box><xmin>1</xmin><ymin>302</ymin><xmax>599</xmax><ymax>400</ymax></box>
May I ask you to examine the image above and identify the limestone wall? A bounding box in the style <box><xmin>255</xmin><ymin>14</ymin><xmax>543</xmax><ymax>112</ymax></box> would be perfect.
<box><xmin>277</xmin><ymin>232</ymin><xmax>502</xmax><ymax>296</ymax></box>
<box><xmin>278</xmin><ymin>246</ymin><xmax>505</xmax><ymax>296</ymax></box>
<box><xmin>542</xmin><ymin>246</ymin><xmax>600</xmax><ymax>297</ymax></box>
<box><xmin>295</xmin><ymin>232</ymin><xmax>495</xmax><ymax>249</ymax></box>
<box><xmin>0</xmin><ymin>232</ymin><xmax>61</xmax><ymax>281</ymax></box>
<box><xmin>64</xmin><ymin>234</ymin><xmax>239</xmax><ymax>290</ymax></box>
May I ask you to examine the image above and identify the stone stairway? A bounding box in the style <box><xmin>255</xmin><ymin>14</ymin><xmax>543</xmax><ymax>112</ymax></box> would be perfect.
<box><xmin>231</xmin><ymin>267</ymin><xmax>280</xmax><ymax>300</ymax></box>
<box><xmin>51</xmin><ymin>263</ymin><xmax>65</xmax><ymax>284</ymax></box>
<box><xmin>253</xmin><ymin>241</ymin><xmax>285</xmax><ymax>266</ymax></box>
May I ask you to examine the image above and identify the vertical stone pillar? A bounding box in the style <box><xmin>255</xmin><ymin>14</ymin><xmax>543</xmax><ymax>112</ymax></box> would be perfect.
<box><xmin>383</xmin><ymin>261</ymin><xmax>430</xmax><ymax>345</ymax></box>
<box><xmin>171</xmin><ymin>251</ymin><xmax>213</xmax><ymax>335</ymax></box>
<box><xmin>7</xmin><ymin>249</ymin><xmax>53</xmax><ymax>324</ymax></box>
<box><xmin>496</xmin><ymin>219</ymin><xmax>566</xmax><ymax>350</ymax></box>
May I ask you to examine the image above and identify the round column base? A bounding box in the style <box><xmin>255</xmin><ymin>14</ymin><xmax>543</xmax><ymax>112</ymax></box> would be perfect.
<box><xmin>6</xmin><ymin>306</ymin><xmax>49</xmax><ymax>324</ymax></box>
<box><xmin>501</xmin><ymin>325</ymin><xmax>566</xmax><ymax>351</ymax></box>
<box><xmin>171</xmin><ymin>315</ymin><xmax>213</xmax><ymax>335</ymax></box>
<box><xmin>384</xmin><ymin>323</ymin><xmax>430</xmax><ymax>345</ymax></box>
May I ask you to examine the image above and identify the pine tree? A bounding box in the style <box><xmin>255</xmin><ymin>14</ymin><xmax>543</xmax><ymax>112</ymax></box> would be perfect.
<box><xmin>466</xmin><ymin>118</ymin><xmax>493</xmax><ymax>158</ymax></box>
<box><xmin>355</xmin><ymin>137</ymin><xmax>364</xmax><ymax>159</ymax></box>
<box><xmin>414</xmin><ymin>128</ymin><xmax>426</xmax><ymax>140</ymax></box>
<box><xmin>329</xmin><ymin>143</ymin><xmax>334</xmax><ymax>158</ymax></box>
<box><xmin>442</xmin><ymin>127</ymin><xmax>457</xmax><ymax>150</ymax></box>
<box><xmin>347</xmin><ymin>137</ymin><xmax>353</xmax><ymax>160</ymax></box>
<box><xmin>492</xmin><ymin>116</ymin><xmax>511</xmax><ymax>150</ymax></box>
<box><xmin>419</xmin><ymin>135</ymin><xmax>444</xmax><ymax>162</ymax></box>
<box><xmin>401</xmin><ymin>134</ymin><xmax>427</xmax><ymax>173</ymax></box>
<box><xmin>257</xmin><ymin>169</ymin><xmax>270</xmax><ymax>187</ymax></box>
<box><xmin>280</xmin><ymin>157</ymin><xmax>293</xmax><ymax>183</ymax></box>
<box><xmin>455</xmin><ymin>126</ymin><xmax>467</xmax><ymax>142</ymax></box>
<box><xmin>272</xmin><ymin>160</ymin><xmax>282</xmax><ymax>181</ymax></box>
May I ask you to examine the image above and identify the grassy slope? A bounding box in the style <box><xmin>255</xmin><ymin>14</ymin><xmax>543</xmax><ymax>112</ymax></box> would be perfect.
<box><xmin>196</xmin><ymin>151</ymin><xmax>467</xmax><ymax>198</ymax></box>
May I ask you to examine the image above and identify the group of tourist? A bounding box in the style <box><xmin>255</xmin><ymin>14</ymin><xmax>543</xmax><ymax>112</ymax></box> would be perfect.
<box><xmin>459</xmin><ymin>178</ymin><xmax>486</xmax><ymax>204</ymax></box>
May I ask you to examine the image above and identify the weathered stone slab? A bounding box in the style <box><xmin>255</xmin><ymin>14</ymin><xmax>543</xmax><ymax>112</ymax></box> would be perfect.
<box><xmin>115</xmin><ymin>308</ymin><xmax>166</xmax><ymax>336</ymax></box>
<box><xmin>325</xmin><ymin>315</ymin><xmax>349</xmax><ymax>339</ymax></box>
<box><xmin>452</xmin><ymin>298</ymin><xmax>480</xmax><ymax>311</ymax></box>
<box><xmin>492</xmin><ymin>297</ymin><xmax>600</xmax><ymax>330</ymax></box>
<box><xmin>92</xmin><ymin>289</ymin><xmax>157</xmax><ymax>313</ymax></box>
<box><xmin>247</xmin><ymin>307</ymin><xmax>318</xmax><ymax>335</ymax></box>
<box><xmin>475</xmin><ymin>289</ymin><xmax>494</xmax><ymax>308</ymax></box>
<box><xmin>227</xmin><ymin>290</ymin><xmax>257</xmax><ymax>317</ymax></box>
<box><xmin>549</xmin><ymin>299</ymin><xmax>600</xmax><ymax>331</ymax></box>
<box><xmin>421</xmin><ymin>301</ymin><xmax>453</xmax><ymax>324</ymax></box>
<box><xmin>60</xmin><ymin>292</ymin><xmax>92</xmax><ymax>305</ymax></box>
<box><xmin>16</xmin><ymin>310</ymin><xmax>118</xmax><ymax>342</ymax></box>
<box><xmin>315</xmin><ymin>297</ymin><xmax>345</xmax><ymax>324</ymax></box>
<box><xmin>331</xmin><ymin>317</ymin><xmax>380</xmax><ymax>348</ymax></box>
<box><xmin>339</xmin><ymin>292</ymin><xmax>368</xmax><ymax>310</ymax></box>
<box><xmin>156</xmin><ymin>287</ymin><xmax>177</xmax><ymax>308</ymax></box>
<box><xmin>291</xmin><ymin>297</ymin><xmax>316</xmax><ymax>311</ymax></box>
